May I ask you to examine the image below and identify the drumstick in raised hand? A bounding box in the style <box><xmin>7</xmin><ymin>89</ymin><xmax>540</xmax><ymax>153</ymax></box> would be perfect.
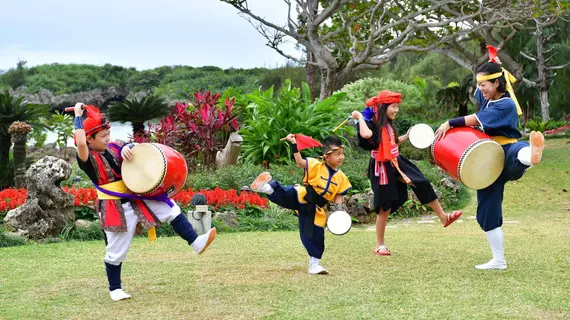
<box><xmin>332</xmin><ymin>117</ymin><xmax>351</xmax><ymax>132</ymax></box>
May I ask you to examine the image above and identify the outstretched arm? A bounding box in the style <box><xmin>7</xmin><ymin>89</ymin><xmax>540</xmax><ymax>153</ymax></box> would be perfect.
<box><xmin>434</xmin><ymin>114</ymin><xmax>480</xmax><ymax>140</ymax></box>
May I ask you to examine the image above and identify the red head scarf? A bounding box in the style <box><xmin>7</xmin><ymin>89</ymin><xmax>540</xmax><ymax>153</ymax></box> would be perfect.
<box><xmin>369</xmin><ymin>90</ymin><xmax>402</xmax><ymax>162</ymax></box>
<box><xmin>375</xmin><ymin>90</ymin><xmax>402</xmax><ymax>105</ymax></box>
<box><xmin>83</xmin><ymin>105</ymin><xmax>110</xmax><ymax>136</ymax></box>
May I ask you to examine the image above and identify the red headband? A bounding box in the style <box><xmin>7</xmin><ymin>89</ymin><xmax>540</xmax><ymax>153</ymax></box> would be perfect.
<box><xmin>83</xmin><ymin>105</ymin><xmax>110</xmax><ymax>136</ymax></box>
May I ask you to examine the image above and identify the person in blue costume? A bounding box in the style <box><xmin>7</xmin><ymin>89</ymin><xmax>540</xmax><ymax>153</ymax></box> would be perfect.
<box><xmin>435</xmin><ymin>59</ymin><xmax>545</xmax><ymax>270</ymax></box>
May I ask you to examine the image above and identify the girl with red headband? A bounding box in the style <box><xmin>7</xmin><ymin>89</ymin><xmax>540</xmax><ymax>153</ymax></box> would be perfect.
<box><xmin>352</xmin><ymin>91</ymin><xmax>462</xmax><ymax>256</ymax></box>
<box><xmin>73</xmin><ymin>102</ymin><xmax>216</xmax><ymax>301</ymax></box>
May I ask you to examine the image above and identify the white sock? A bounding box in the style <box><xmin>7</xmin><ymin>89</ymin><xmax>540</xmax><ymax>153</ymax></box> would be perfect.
<box><xmin>309</xmin><ymin>256</ymin><xmax>320</xmax><ymax>267</ymax></box>
<box><xmin>257</xmin><ymin>182</ymin><xmax>274</xmax><ymax>195</ymax></box>
<box><xmin>485</xmin><ymin>227</ymin><xmax>505</xmax><ymax>263</ymax></box>
<box><xmin>517</xmin><ymin>146</ymin><xmax>532</xmax><ymax>166</ymax></box>
<box><xmin>191</xmin><ymin>229</ymin><xmax>210</xmax><ymax>252</ymax></box>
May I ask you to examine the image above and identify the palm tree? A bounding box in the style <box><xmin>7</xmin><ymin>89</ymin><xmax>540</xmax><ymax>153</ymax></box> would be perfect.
<box><xmin>0</xmin><ymin>91</ymin><xmax>50</xmax><ymax>188</ymax></box>
<box><xmin>107</xmin><ymin>96</ymin><xmax>171</xmax><ymax>137</ymax></box>
<box><xmin>8</xmin><ymin>121</ymin><xmax>32</xmax><ymax>188</ymax></box>
<box><xmin>0</xmin><ymin>91</ymin><xmax>51</xmax><ymax>167</ymax></box>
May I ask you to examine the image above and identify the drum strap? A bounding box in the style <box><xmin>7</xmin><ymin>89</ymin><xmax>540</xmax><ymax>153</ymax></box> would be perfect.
<box><xmin>492</xmin><ymin>136</ymin><xmax>518</xmax><ymax>145</ymax></box>
<box><xmin>371</xmin><ymin>152</ymin><xmax>412</xmax><ymax>186</ymax></box>
<box><xmin>97</xmin><ymin>180</ymin><xmax>173</xmax><ymax>244</ymax></box>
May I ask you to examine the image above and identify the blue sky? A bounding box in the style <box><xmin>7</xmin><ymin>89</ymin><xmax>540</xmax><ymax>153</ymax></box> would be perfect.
<box><xmin>0</xmin><ymin>0</ymin><xmax>299</xmax><ymax>71</ymax></box>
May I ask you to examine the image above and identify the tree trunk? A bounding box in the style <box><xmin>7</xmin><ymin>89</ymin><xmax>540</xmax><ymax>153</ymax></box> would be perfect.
<box><xmin>132</xmin><ymin>122</ymin><xmax>146</xmax><ymax>137</ymax></box>
<box><xmin>458</xmin><ymin>102</ymin><xmax>468</xmax><ymax>116</ymax></box>
<box><xmin>0</xmin><ymin>133</ymin><xmax>11</xmax><ymax>167</ymax></box>
<box><xmin>11</xmin><ymin>135</ymin><xmax>27</xmax><ymax>188</ymax></box>
<box><xmin>535</xmin><ymin>22</ymin><xmax>550</xmax><ymax>121</ymax></box>
<box><xmin>319</xmin><ymin>69</ymin><xmax>342</xmax><ymax>101</ymax></box>
<box><xmin>539</xmin><ymin>90</ymin><xmax>550</xmax><ymax>122</ymax></box>
<box><xmin>306</xmin><ymin>51</ymin><xmax>318</xmax><ymax>102</ymax></box>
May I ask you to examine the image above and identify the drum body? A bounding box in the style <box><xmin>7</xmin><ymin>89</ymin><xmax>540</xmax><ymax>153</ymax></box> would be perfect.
<box><xmin>431</xmin><ymin>127</ymin><xmax>504</xmax><ymax>190</ymax></box>
<box><xmin>122</xmin><ymin>143</ymin><xmax>187</xmax><ymax>197</ymax></box>
<box><xmin>327</xmin><ymin>211</ymin><xmax>352</xmax><ymax>236</ymax></box>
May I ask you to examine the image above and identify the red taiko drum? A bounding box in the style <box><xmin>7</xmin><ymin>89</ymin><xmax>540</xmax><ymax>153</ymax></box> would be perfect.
<box><xmin>431</xmin><ymin>127</ymin><xmax>504</xmax><ymax>190</ymax></box>
<box><xmin>122</xmin><ymin>143</ymin><xmax>187</xmax><ymax>197</ymax></box>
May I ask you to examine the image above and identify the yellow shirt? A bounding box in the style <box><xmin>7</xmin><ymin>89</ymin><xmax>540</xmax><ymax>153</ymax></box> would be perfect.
<box><xmin>294</xmin><ymin>158</ymin><xmax>352</xmax><ymax>227</ymax></box>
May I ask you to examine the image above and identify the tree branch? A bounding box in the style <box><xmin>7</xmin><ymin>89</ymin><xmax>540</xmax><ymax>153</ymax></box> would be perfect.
<box><xmin>221</xmin><ymin>0</ymin><xmax>298</xmax><ymax>39</ymax></box>
<box><xmin>522</xmin><ymin>78</ymin><xmax>539</xmax><ymax>87</ymax></box>
<box><xmin>520</xmin><ymin>51</ymin><xmax>537</xmax><ymax>62</ymax></box>
<box><xmin>547</xmin><ymin>61</ymin><xmax>570</xmax><ymax>70</ymax></box>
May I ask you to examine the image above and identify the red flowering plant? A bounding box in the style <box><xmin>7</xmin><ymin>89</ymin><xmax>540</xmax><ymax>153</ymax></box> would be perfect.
<box><xmin>1</xmin><ymin>187</ymin><xmax>268</xmax><ymax>221</ymax></box>
<box><xmin>171</xmin><ymin>187</ymin><xmax>268</xmax><ymax>216</ymax></box>
<box><xmin>140</xmin><ymin>91</ymin><xmax>240</xmax><ymax>171</ymax></box>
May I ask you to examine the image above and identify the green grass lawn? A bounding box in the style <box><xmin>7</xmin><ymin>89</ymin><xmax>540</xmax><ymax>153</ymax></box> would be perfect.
<box><xmin>1</xmin><ymin>139</ymin><xmax>569</xmax><ymax>320</ymax></box>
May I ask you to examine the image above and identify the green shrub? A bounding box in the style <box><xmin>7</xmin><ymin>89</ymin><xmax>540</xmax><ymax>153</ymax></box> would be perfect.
<box><xmin>186</xmin><ymin>151</ymin><xmax>371</xmax><ymax>195</ymax></box>
<box><xmin>0</xmin><ymin>227</ymin><xmax>27</xmax><ymax>247</ymax></box>
<box><xmin>238</xmin><ymin>80</ymin><xmax>353</xmax><ymax>165</ymax></box>
<box><xmin>336</xmin><ymin>77</ymin><xmax>426</xmax><ymax>116</ymax></box>
<box><xmin>214</xmin><ymin>203</ymin><xmax>298</xmax><ymax>233</ymax></box>
<box><xmin>60</xmin><ymin>223</ymin><xmax>104</xmax><ymax>241</ymax></box>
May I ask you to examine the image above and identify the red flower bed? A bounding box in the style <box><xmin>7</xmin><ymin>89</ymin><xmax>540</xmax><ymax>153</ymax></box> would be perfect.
<box><xmin>171</xmin><ymin>187</ymin><xmax>268</xmax><ymax>209</ymax></box>
<box><xmin>0</xmin><ymin>187</ymin><xmax>267</xmax><ymax>213</ymax></box>
<box><xmin>0</xmin><ymin>188</ymin><xmax>26</xmax><ymax>211</ymax></box>
<box><xmin>544</xmin><ymin>124</ymin><xmax>570</xmax><ymax>135</ymax></box>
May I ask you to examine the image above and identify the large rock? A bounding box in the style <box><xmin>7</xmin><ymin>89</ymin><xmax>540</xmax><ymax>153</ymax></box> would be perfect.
<box><xmin>216</xmin><ymin>132</ymin><xmax>243</xmax><ymax>168</ymax></box>
<box><xmin>3</xmin><ymin>156</ymin><xmax>75</xmax><ymax>239</ymax></box>
<box><xmin>10</xmin><ymin>86</ymin><xmax>129</xmax><ymax>111</ymax></box>
<box><xmin>343</xmin><ymin>192</ymin><xmax>375</xmax><ymax>224</ymax></box>
<box><xmin>214</xmin><ymin>211</ymin><xmax>239</xmax><ymax>228</ymax></box>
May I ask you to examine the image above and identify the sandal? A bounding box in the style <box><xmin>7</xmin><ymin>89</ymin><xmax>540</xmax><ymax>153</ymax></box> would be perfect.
<box><xmin>444</xmin><ymin>210</ymin><xmax>463</xmax><ymax>228</ymax></box>
<box><xmin>375</xmin><ymin>246</ymin><xmax>392</xmax><ymax>256</ymax></box>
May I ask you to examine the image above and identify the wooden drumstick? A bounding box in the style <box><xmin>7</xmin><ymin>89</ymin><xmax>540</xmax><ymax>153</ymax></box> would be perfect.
<box><xmin>332</xmin><ymin>117</ymin><xmax>351</xmax><ymax>132</ymax></box>
<box><xmin>64</xmin><ymin>105</ymin><xmax>85</xmax><ymax>112</ymax></box>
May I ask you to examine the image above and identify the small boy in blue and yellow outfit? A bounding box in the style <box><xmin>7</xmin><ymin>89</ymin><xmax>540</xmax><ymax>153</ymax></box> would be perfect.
<box><xmin>250</xmin><ymin>134</ymin><xmax>351</xmax><ymax>275</ymax></box>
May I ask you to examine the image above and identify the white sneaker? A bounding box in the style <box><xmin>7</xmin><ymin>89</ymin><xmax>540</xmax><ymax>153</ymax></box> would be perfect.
<box><xmin>191</xmin><ymin>227</ymin><xmax>217</xmax><ymax>254</ymax></box>
<box><xmin>475</xmin><ymin>259</ymin><xmax>507</xmax><ymax>270</ymax></box>
<box><xmin>308</xmin><ymin>264</ymin><xmax>329</xmax><ymax>275</ymax></box>
<box><xmin>110</xmin><ymin>289</ymin><xmax>131</xmax><ymax>301</ymax></box>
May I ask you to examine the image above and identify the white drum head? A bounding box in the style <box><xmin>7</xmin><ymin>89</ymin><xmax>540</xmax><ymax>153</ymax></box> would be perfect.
<box><xmin>327</xmin><ymin>211</ymin><xmax>352</xmax><ymax>235</ymax></box>
<box><xmin>459</xmin><ymin>140</ymin><xmax>505</xmax><ymax>190</ymax></box>
<box><xmin>409</xmin><ymin>124</ymin><xmax>435</xmax><ymax>149</ymax></box>
<box><xmin>122</xmin><ymin>143</ymin><xmax>166</xmax><ymax>194</ymax></box>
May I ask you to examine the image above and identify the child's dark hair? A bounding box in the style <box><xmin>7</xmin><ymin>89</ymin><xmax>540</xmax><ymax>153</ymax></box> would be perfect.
<box><xmin>322</xmin><ymin>135</ymin><xmax>343</xmax><ymax>155</ymax></box>
<box><xmin>375</xmin><ymin>103</ymin><xmax>399</xmax><ymax>144</ymax></box>
<box><xmin>477</xmin><ymin>62</ymin><xmax>506</xmax><ymax>93</ymax></box>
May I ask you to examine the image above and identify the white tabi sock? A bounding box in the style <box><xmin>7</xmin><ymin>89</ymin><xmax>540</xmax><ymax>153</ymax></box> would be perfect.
<box><xmin>257</xmin><ymin>182</ymin><xmax>274</xmax><ymax>195</ymax></box>
<box><xmin>486</xmin><ymin>227</ymin><xmax>505</xmax><ymax>263</ymax></box>
<box><xmin>309</xmin><ymin>256</ymin><xmax>320</xmax><ymax>267</ymax></box>
<box><xmin>517</xmin><ymin>146</ymin><xmax>532</xmax><ymax>166</ymax></box>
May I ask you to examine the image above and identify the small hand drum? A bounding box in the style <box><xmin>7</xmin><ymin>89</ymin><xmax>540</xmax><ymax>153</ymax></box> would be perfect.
<box><xmin>409</xmin><ymin>123</ymin><xmax>435</xmax><ymax>149</ymax></box>
<box><xmin>326</xmin><ymin>211</ymin><xmax>352</xmax><ymax>236</ymax></box>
